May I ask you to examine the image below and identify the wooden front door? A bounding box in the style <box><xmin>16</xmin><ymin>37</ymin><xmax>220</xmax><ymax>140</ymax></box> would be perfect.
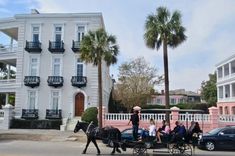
<box><xmin>75</xmin><ymin>93</ymin><xmax>84</xmax><ymax>116</ymax></box>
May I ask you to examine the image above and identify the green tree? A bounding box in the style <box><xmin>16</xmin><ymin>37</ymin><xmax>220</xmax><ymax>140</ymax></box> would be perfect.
<box><xmin>144</xmin><ymin>7</ymin><xmax>186</xmax><ymax>123</ymax></box>
<box><xmin>201</xmin><ymin>73</ymin><xmax>217</xmax><ymax>106</ymax></box>
<box><xmin>116</xmin><ymin>57</ymin><xmax>159</xmax><ymax>111</ymax></box>
<box><xmin>80</xmin><ymin>28</ymin><xmax>119</xmax><ymax>128</ymax></box>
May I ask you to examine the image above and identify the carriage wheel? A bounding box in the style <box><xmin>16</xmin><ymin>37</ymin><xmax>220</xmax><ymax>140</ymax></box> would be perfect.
<box><xmin>167</xmin><ymin>143</ymin><xmax>175</xmax><ymax>154</ymax></box>
<box><xmin>170</xmin><ymin>143</ymin><xmax>192</xmax><ymax>156</ymax></box>
<box><xmin>181</xmin><ymin>144</ymin><xmax>192</xmax><ymax>156</ymax></box>
<box><xmin>133</xmin><ymin>144</ymin><xmax>147</xmax><ymax>156</ymax></box>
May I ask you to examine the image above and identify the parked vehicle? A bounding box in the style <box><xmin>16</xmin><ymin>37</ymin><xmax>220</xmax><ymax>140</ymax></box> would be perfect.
<box><xmin>103</xmin><ymin>128</ymin><xmax>148</xmax><ymax>147</ymax></box>
<box><xmin>198</xmin><ymin>126</ymin><xmax>235</xmax><ymax>151</ymax></box>
<box><xmin>121</xmin><ymin>128</ymin><xmax>149</xmax><ymax>141</ymax></box>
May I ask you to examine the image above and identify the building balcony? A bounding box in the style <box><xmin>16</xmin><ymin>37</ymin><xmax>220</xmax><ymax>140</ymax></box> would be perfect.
<box><xmin>71</xmin><ymin>76</ymin><xmax>87</xmax><ymax>88</ymax></box>
<box><xmin>24</xmin><ymin>41</ymin><xmax>42</xmax><ymax>53</ymax></box>
<box><xmin>24</xmin><ymin>76</ymin><xmax>40</xmax><ymax>88</ymax></box>
<box><xmin>48</xmin><ymin>41</ymin><xmax>65</xmax><ymax>53</ymax></box>
<box><xmin>71</xmin><ymin>40</ymin><xmax>80</xmax><ymax>53</ymax></box>
<box><xmin>46</xmin><ymin>109</ymin><xmax>62</xmax><ymax>119</ymax></box>
<box><xmin>21</xmin><ymin>109</ymin><xmax>39</xmax><ymax>119</ymax></box>
<box><xmin>47</xmin><ymin>76</ymin><xmax>63</xmax><ymax>87</ymax></box>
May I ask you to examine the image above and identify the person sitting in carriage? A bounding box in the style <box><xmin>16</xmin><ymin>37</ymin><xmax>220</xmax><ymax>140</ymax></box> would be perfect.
<box><xmin>170</xmin><ymin>121</ymin><xmax>186</xmax><ymax>143</ymax></box>
<box><xmin>157</xmin><ymin>120</ymin><xmax>171</xmax><ymax>143</ymax></box>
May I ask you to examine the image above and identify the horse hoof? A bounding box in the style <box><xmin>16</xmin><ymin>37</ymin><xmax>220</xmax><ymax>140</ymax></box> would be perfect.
<box><xmin>111</xmin><ymin>152</ymin><xmax>115</xmax><ymax>155</ymax></box>
<box><xmin>82</xmin><ymin>151</ymin><xmax>86</xmax><ymax>154</ymax></box>
<box><xmin>116</xmin><ymin>149</ymin><xmax>121</xmax><ymax>153</ymax></box>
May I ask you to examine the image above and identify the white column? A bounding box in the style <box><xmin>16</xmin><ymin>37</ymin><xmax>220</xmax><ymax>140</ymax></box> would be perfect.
<box><xmin>7</xmin><ymin>65</ymin><xmax>10</xmax><ymax>80</ymax></box>
<box><xmin>2</xmin><ymin>104</ymin><xmax>14</xmax><ymax>130</ymax></box>
<box><xmin>230</xmin><ymin>84</ymin><xmax>232</xmax><ymax>100</ymax></box>
<box><xmin>229</xmin><ymin>63</ymin><xmax>232</xmax><ymax>76</ymax></box>
<box><xmin>5</xmin><ymin>93</ymin><xmax>9</xmax><ymax>105</ymax></box>
<box><xmin>222</xmin><ymin>65</ymin><xmax>225</xmax><ymax>78</ymax></box>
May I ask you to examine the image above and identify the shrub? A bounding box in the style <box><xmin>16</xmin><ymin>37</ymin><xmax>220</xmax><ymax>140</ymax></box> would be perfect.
<box><xmin>81</xmin><ymin>107</ymin><xmax>98</xmax><ymax>126</ymax></box>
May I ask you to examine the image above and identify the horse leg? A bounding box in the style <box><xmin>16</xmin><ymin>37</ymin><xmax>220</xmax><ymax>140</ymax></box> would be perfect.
<box><xmin>91</xmin><ymin>139</ymin><xmax>100</xmax><ymax>155</ymax></box>
<box><xmin>113</xmin><ymin>142</ymin><xmax>121</xmax><ymax>153</ymax></box>
<box><xmin>83</xmin><ymin>138</ymin><xmax>91</xmax><ymax>154</ymax></box>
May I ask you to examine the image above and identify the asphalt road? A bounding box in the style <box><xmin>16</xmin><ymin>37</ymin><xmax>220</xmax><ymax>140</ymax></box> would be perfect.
<box><xmin>0</xmin><ymin>140</ymin><xmax>235</xmax><ymax>156</ymax></box>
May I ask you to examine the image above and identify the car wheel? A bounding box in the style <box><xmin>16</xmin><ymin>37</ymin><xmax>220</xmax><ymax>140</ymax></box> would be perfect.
<box><xmin>205</xmin><ymin>141</ymin><xmax>215</xmax><ymax>151</ymax></box>
<box><xmin>108</xmin><ymin>140</ymin><xmax>114</xmax><ymax>147</ymax></box>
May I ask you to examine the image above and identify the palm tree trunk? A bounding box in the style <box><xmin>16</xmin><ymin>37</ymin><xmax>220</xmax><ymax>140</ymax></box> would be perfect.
<box><xmin>163</xmin><ymin>39</ymin><xmax>170</xmax><ymax>124</ymax></box>
<box><xmin>98</xmin><ymin>59</ymin><xmax>103</xmax><ymax>128</ymax></box>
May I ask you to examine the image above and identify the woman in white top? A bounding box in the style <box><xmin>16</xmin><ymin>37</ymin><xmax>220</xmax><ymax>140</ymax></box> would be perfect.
<box><xmin>149</xmin><ymin>118</ymin><xmax>157</xmax><ymax>136</ymax></box>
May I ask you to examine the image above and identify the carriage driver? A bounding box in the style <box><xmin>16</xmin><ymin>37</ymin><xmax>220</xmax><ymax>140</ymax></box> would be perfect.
<box><xmin>128</xmin><ymin>110</ymin><xmax>140</xmax><ymax>141</ymax></box>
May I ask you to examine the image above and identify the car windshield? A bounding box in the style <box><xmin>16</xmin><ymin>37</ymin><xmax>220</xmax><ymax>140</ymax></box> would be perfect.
<box><xmin>208</xmin><ymin>128</ymin><xmax>222</xmax><ymax>134</ymax></box>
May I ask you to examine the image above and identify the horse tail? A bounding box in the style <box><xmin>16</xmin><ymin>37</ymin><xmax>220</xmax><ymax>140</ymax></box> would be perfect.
<box><xmin>117</xmin><ymin>128</ymin><xmax>121</xmax><ymax>141</ymax></box>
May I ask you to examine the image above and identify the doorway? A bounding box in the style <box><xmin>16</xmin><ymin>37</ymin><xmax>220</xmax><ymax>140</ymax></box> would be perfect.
<box><xmin>75</xmin><ymin>92</ymin><xmax>84</xmax><ymax>116</ymax></box>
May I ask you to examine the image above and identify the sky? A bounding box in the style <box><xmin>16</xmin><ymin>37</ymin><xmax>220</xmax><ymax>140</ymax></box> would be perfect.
<box><xmin>0</xmin><ymin>0</ymin><xmax>235</xmax><ymax>92</ymax></box>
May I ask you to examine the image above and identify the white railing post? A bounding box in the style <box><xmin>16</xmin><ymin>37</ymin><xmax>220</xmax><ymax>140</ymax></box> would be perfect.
<box><xmin>1</xmin><ymin>104</ymin><xmax>14</xmax><ymax>130</ymax></box>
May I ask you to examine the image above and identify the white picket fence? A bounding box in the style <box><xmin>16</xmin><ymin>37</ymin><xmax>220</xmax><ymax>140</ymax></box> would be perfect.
<box><xmin>219</xmin><ymin>115</ymin><xmax>235</xmax><ymax>122</ymax></box>
<box><xmin>104</xmin><ymin>113</ymin><xmax>209</xmax><ymax>122</ymax></box>
<box><xmin>178</xmin><ymin>114</ymin><xmax>210</xmax><ymax>122</ymax></box>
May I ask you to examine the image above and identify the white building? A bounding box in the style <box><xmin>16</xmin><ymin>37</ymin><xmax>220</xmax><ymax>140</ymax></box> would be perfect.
<box><xmin>216</xmin><ymin>54</ymin><xmax>235</xmax><ymax>115</ymax></box>
<box><xmin>0</xmin><ymin>10</ymin><xmax>113</xmax><ymax>124</ymax></box>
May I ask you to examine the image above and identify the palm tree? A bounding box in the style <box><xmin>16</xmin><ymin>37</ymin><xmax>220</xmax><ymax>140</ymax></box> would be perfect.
<box><xmin>144</xmin><ymin>7</ymin><xmax>186</xmax><ymax>123</ymax></box>
<box><xmin>80</xmin><ymin>28</ymin><xmax>119</xmax><ymax>128</ymax></box>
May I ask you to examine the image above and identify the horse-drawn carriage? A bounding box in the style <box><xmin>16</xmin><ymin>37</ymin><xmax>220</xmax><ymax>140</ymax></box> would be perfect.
<box><xmin>74</xmin><ymin>108</ymin><xmax>204</xmax><ymax>155</ymax></box>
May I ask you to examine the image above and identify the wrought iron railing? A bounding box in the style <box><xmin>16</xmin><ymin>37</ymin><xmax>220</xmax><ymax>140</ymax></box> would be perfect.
<box><xmin>24</xmin><ymin>76</ymin><xmax>40</xmax><ymax>87</ymax></box>
<box><xmin>48</xmin><ymin>41</ymin><xmax>65</xmax><ymax>53</ymax></box>
<box><xmin>22</xmin><ymin>109</ymin><xmax>38</xmax><ymax>119</ymax></box>
<box><xmin>46</xmin><ymin>109</ymin><xmax>62</xmax><ymax>119</ymax></box>
<box><xmin>71</xmin><ymin>40</ymin><xmax>80</xmax><ymax>52</ymax></box>
<box><xmin>71</xmin><ymin>76</ymin><xmax>87</xmax><ymax>88</ymax></box>
<box><xmin>25</xmin><ymin>41</ymin><xmax>42</xmax><ymax>53</ymax></box>
<box><xmin>47</xmin><ymin>76</ymin><xmax>63</xmax><ymax>87</ymax></box>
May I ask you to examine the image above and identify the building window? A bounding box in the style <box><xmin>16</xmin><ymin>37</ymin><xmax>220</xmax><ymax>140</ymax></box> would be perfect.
<box><xmin>52</xmin><ymin>58</ymin><xmax>61</xmax><ymax>76</ymax></box>
<box><xmin>54</xmin><ymin>25</ymin><xmax>63</xmax><ymax>41</ymax></box>
<box><xmin>219</xmin><ymin>86</ymin><xmax>223</xmax><ymax>99</ymax></box>
<box><xmin>28</xmin><ymin>90</ymin><xmax>37</xmax><ymax>109</ymax></box>
<box><xmin>232</xmin><ymin>106</ymin><xmax>235</xmax><ymax>115</ymax></box>
<box><xmin>77</xmin><ymin>26</ymin><xmax>85</xmax><ymax>42</ymax></box>
<box><xmin>224</xmin><ymin>63</ymin><xmax>229</xmax><ymax>76</ymax></box>
<box><xmin>179</xmin><ymin>98</ymin><xmax>185</xmax><ymax>103</ymax></box>
<box><xmin>51</xmin><ymin>91</ymin><xmax>60</xmax><ymax>110</ymax></box>
<box><xmin>225</xmin><ymin>84</ymin><xmax>230</xmax><ymax>98</ymax></box>
<box><xmin>170</xmin><ymin>98</ymin><xmax>176</xmax><ymax>105</ymax></box>
<box><xmin>219</xmin><ymin>106</ymin><xmax>223</xmax><ymax>114</ymax></box>
<box><xmin>217</xmin><ymin>67</ymin><xmax>223</xmax><ymax>78</ymax></box>
<box><xmin>156</xmin><ymin>99</ymin><xmax>162</xmax><ymax>105</ymax></box>
<box><xmin>232</xmin><ymin>83</ymin><xmax>235</xmax><ymax>97</ymax></box>
<box><xmin>29</xmin><ymin>57</ymin><xmax>39</xmax><ymax>76</ymax></box>
<box><xmin>231</xmin><ymin>60</ymin><xmax>235</xmax><ymax>74</ymax></box>
<box><xmin>32</xmin><ymin>25</ymin><xmax>40</xmax><ymax>42</ymax></box>
<box><xmin>224</xmin><ymin>106</ymin><xmax>229</xmax><ymax>114</ymax></box>
<box><xmin>77</xmin><ymin>58</ymin><xmax>83</xmax><ymax>76</ymax></box>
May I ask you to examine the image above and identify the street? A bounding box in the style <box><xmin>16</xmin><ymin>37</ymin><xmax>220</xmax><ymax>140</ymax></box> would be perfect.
<box><xmin>0</xmin><ymin>140</ymin><xmax>235</xmax><ymax>156</ymax></box>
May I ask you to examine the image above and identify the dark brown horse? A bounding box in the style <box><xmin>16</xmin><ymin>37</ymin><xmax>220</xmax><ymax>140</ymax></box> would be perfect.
<box><xmin>74</xmin><ymin>120</ymin><xmax>125</xmax><ymax>155</ymax></box>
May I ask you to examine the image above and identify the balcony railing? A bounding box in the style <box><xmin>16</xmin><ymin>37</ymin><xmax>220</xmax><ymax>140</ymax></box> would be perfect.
<box><xmin>21</xmin><ymin>109</ymin><xmax>38</xmax><ymax>119</ymax></box>
<box><xmin>25</xmin><ymin>41</ymin><xmax>42</xmax><ymax>53</ymax></box>
<box><xmin>48</xmin><ymin>41</ymin><xmax>65</xmax><ymax>53</ymax></box>
<box><xmin>46</xmin><ymin>109</ymin><xmax>62</xmax><ymax>119</ymax></box>
<box><xmin>71</xmin><ymin>40</ymin><xmax>80</xmax><ymax>52</ymax></box>
<box><xmin>47</xmin><ymin>76</ymin><xmax>63</xmax><ymax>87</ymax></box>
<box><xmin>24</xmin><ymin>76</ymin><xmax>40</xmax><ymax>88</ymax></box>
<box><xmin>71</xmin><ymin>76</ymin><xmax>87</xmax><ymax>88</ymax></box>
<box><xmin>0</xmin><ymin>44</ymin><xmax>17</xmax><ymax>56</ymax></box>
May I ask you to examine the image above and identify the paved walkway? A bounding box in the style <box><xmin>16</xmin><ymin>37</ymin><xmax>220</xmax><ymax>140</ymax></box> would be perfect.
<box><xmin>0</xmin><ymin>129</ymin><xmax>87</xmax><ymax>142</ymax></box>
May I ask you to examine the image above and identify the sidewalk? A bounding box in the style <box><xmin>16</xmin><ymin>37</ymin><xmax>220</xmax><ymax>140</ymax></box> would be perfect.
<box><xmin>0</xmin><ymin>129</ymin><xmax>87</xmax><ymax>142</ymax></box>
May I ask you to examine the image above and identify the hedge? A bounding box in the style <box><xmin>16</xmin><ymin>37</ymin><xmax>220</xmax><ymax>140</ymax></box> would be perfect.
<box><xmin>81</xmin><ymin>107</ymin><xmax>98</xmax><ymax>126</ymax></box>
<box><xmin>10</xmin><ymin>119</ymin><xmax>62</xmax><ymax>130</ymax></box>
